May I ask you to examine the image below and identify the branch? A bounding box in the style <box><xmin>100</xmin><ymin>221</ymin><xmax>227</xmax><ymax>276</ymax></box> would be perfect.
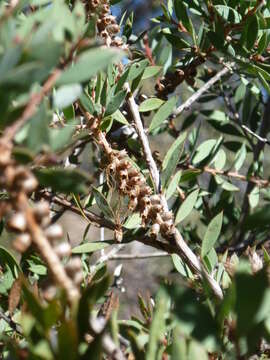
<box><xmin>184</xmin><ymin>164</ymin><xmax>270</xmax><ymax>188</ymax></box>
<box><xmin>107</xmin><ymin>252</ymin><xmax>169</xmax><ymax>260</ymax></box>
<box><xmin>0</xmin><ymin>310</ymin><xmax>22</xmax><ymax>334</ymax></box>
<box><xmin>123</xmin><ymin>84</ymin><xmax>223</xmax><ymax>300</ymax></box>
<box><xmin>173</xmin><ymin>65</ymin><xmax>232</xmax><ymax>117</ymax></box>
<box><xmin>124</xmin><ymin>83</ymin><xmax>160</xmax><ymax>192</ymax></box>
<box><xmin>241</xmin><ymin>125</ymin><xmax>270</xmax><ymax>146</ymax></box>
<box><xmin>39</xmin><ymin>190</ymin><xmax>115</xmax><ymax>230</ymax></box>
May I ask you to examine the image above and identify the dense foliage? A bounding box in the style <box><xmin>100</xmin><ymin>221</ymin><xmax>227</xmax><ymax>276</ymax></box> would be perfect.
<box><xmin>1</xmin><ymin>0</ymin><xmax>270</xmax><ymax>358</ymax></box>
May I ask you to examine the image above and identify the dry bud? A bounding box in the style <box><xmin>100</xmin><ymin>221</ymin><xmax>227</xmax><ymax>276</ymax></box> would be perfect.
<box><xmin>13</xmin><ymin>233</ymin><xmax>31</xmax><ymax>253</ymax></box>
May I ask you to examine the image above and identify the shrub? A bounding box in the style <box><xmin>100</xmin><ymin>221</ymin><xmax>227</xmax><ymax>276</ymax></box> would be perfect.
<box><xmin>1</xmin><ymin>0</ymin><xmax>270</xmax><ymax>358</ymax></box>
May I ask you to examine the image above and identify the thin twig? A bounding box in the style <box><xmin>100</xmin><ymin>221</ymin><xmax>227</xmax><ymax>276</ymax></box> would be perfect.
<box><xmin>124</xmin><ymin>83</ymin><xmax>223</xmax><ymax>300</ymax></box>
<box><xmin>107</xmin><ymin>252</ymin><xmax>169</xmax><ymax>260</ymax></box>
<box><xmin>124</xmin><ymin>83</ymin><xmax>160</xmax><ymax>192</ymax></box>
<box><xmin>173</xmin><ymin>65</ymin><xmax>232</xmax><ymax>117</ymax></box>
<box><xmin>0</xmin><ymin>310</ymin><xmax>22</xmax><ymax>334</ymax></box>
<box><xmin>241</xmin><ymin>125</ymin><xmax>270</xmax><ymax>145</ymax></box>
<box><xmin>39</xmin><ymin>190</ymin><xmax>115</xmax><ymax>230</ymax></box>
<box><xmin>184</xmin><ymin>164</ymin><xmax>270</xmax><ymax>188</ymax></box>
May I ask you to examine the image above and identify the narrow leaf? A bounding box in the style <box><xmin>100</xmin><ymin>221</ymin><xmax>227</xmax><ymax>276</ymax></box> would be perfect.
<box><xmin>201</xmin><ymin>212</ymin><xmax>223</xmax><ymax>257</ymax></box>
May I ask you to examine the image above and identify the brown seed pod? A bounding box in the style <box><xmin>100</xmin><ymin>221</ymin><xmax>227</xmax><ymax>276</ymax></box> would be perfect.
<box><xmin>150</xmin><ymin>195</ymin><xmax>161</xmax><ymax>205</ymax></box>
<box><xmin>54</xmin><ymin>242</ymin><xmax>72</xmax><ymax>258</ymax></box>
<box><xmin>45</xmin><ymin>224</ymin><xmax>63</xmax><ymax>241</ymax></box>
<box><xmin>150</xmin><ymin>223</ymin><xmax>160</xmax><ymax>237</ymax></box>
<box><xmin>116</xmin><ymin>159</ymin><xmax>130</xmax><ymax>171</ymax></box>
<box><xmin>73</xmin><ymin>271</ymin><xmax>84</xmax><ymax>286</ymax></box>
<box><xmin>65</xmin><ymin>257</ymin><xmax>82</xmax><ymax>276</ymax></box>
<box><xmin>7</xmin><ymin>213</ymin><xmax>27</xmax><ymax>233</ymax></box>
<box><xmin>42</xmin><ymin>284</ymin><xmax>57</xmax><ymax>301</ymax></box>
<box><xmin>34</xmin><ymin>201</ymin><xmax>50</xmax><ymax>221</ymax></box>
<box><xmin>162</xmin><ymin>211</ymin><xmax>173</xmax><ymax>222</ymax></box>
<box><xmin>13</xmin><ymin>233</ymin><xmax>31</xmax><ymax>253</ymax></box>
<box><xmin>3</xmin><ymin>166</ymin><xmax>16</xmax><ymax>188</ymax></box>
<box><xmin>160</xmin><ymin>221</ymin><xmax>174</xmax><ymax>236</ymax></box>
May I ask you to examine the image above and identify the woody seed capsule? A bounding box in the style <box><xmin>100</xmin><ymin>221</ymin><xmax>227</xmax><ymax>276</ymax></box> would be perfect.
<box><xmin>65</xmin><ymin>257</ymin><xmax>82</xmax><ymax>274</ymax></box>
<box><xmin>45</xmin><ymin>224</ymin><xmax>63</xmax><ymax>240</ymax></box>
<box><xmin>150</xmin><ymin>223</ymin><xmax>160</xmax><ymax>237</ymax></box>
<box><xmin>20</xmin><ymin>175</ymin><xmax>38</xmax><ymax>194</ymax></box>
<box><xmin>13</xmin><ymin>233</ymin><xmax>31</xmax><ymax>253</ymax></box>
<box><xmin>7</xmin><ymin>213</ymin><xmax>27</xmax><ymax>232</ymax></box>
<box><xmin>54</xmin><ymin>242</ymin><xmax>72</xmax><ymax>258</ymax></box>
<box><xmin>34</xmin><ymin>201</ymin><xmax>50</xmax><ymax>219</ymax></box>
<box><xmin>73</xmin><ymin>271</ymin><xmax>84</xmax><ymax>285</ymax></box>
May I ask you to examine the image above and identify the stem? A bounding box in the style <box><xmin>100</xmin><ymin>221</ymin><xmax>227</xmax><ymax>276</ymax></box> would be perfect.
<box><xmin>173</xmin><ymin>65</ymin><xmax>232</xmax><ymax>116</ymax></box>
<box><xmin>124</xmin><ymin>83</ymin><xmax>223</xmax><ymax>300</ymax></box>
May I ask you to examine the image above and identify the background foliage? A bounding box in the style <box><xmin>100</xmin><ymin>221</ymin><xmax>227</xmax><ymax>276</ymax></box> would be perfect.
<box><xmin>1</xmin><ymin>0</ymin><xmax>270</xmax><ymax>358</ymax></box>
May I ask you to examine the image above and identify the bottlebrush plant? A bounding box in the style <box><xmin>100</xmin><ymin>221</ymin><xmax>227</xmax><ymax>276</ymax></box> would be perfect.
<box><xmin>1</xmin><ymin>0</ymin><xmax>270</xmax><ymax>359</ymax></box>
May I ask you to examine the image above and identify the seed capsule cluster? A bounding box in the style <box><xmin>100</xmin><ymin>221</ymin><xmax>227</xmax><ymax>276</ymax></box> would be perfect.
<box><xmin>0</xmin><ymin>141</ymin><xmax>83</xmax><ymax>300</ymax></box>
<box><xmin>106</xmin><ymin>149</ymin><xmax>174</xmax><ymax>237</ymax></box>
<box><xmin>85</xmin><ymin>0</ymin><xmax>124</xmax><ymax>48</ymax></box>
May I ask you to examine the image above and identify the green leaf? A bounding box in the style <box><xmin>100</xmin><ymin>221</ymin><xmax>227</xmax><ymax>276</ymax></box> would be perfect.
<box><xmin>233</xmin><ymin>143</ymin><xmax>247</xmax><ymax>171</ymax></box>
<box><xmin>243</xmin><ymin>205</ymin><xmax>270</xmax><ymax>230</ymax></box>
<box><xmin>79</xmin><ymin>92</ymin><xmax>95</xmax><ymax>114</ymax></box>
<box><xmin>0</xmin><ymin>247</ymin><xmax>21</xmax><ymax>278</ymax></box>
<box><xmin>128</xmin><ymin>60</ymin><xmax>149</xmax><ymax>81</ymax></box>
<box><xmin>162</xmin><ymin>132</ymin><xmax>186</xmax><ymax>186</ymax></box>
<box><xmin>214</xmin><ymin>5</ymin><xmax>241</xmax><ymax>23</ymax></box>
<box><xmin>248</xmin><ymin>186</ymin><xmax>260</xmax><ymax>209</ymax></box>
<box><xmin>72</xmin><ymin>242</ymin><xmax>110</xmax><ymax>254</ymax></box>
<box><xmin>188</xmin><ymin>341</ymin><xmax>208</xmax><ymax>360</ymax></box>
<box><xmin>49</xmin><ymin>122</ymin><xmax>77</xmax><ymax>152</ymax></box>
<box><xmin>175</xmin><ymin>189</ymin><xmax>199</xmax><ymax>225</ymax></box>
<box><xmin>201</xmin><ymin>212</ymin><xmax>223</xmax><ymax>258</ymax></box>
<box><xmin>58</xmin><ymin>320</ymin><xmax>78</xmax><ymax>360</ymax></box>
<box><xmin>192</xmin><ymin>139</ymin><xmax>217</xmax><ymax>165</ymax></box>
<box><xmin>149</xmin><ymin>96</ymin><xmax>177</xmax><ymax>132</ymax></box>
<box><xmin>124</xmin><ymin>213</ymin><xmax>141</xmax><ymax>229</ymax></box>
<box><xmin>139</xmin><ymin>98</ymin><xmax>164</xmax><ymax>112</ymax></box>
<box><xmin>57</xmin><ymin>48</ymin><xmax>123</xmax><ymax>85</ymax></box>
<box><xmin>246</xmin><ymin>15</ymin><xmax>259</xmax><ymax>50</ymax></box>
<box><xmin>146</xmin><ymin>290</ymin><xmax>167</xmax><ymax>360</ymax></box>
<box><xmin>26</xmin><ymin>102</ymin><xmax>50</xmax><ymax>153</ymax></box>
<box><xmin>142</xmin><ymin>66</ymin><xmax>162</xmax><ymax>80</ymax></box>
<box><xmin>171</xmin><ymin>254</ymin><xmax>193</xmax><ymax>279</ymax></box>
<box><xmin>174</xmin><ymin>0</ymin><xmax>191</xmax><ymax>31</ymax></box>
<box><xmin>105</xmin><ymin>89</ymin><xmax>126</xmax><ymax>116</ymax></box>
<box><xmin>35</xmin><ymin>168</ymin><xmax>90</xmax><ymax>194</ymax></box>
<box><xmin>92</xmin><ymin>187</ymin><xmax>114</xmax><ymax>219</ymax></box>
<box><xmin>165</xmin><ymin>170</ymin><xmax>182</xmax><ymax>200</ymax></box>
<box><xmin>53</xmin><ymin>84</ymin><xmax>82</xmax><ymax>110</ymax></box>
